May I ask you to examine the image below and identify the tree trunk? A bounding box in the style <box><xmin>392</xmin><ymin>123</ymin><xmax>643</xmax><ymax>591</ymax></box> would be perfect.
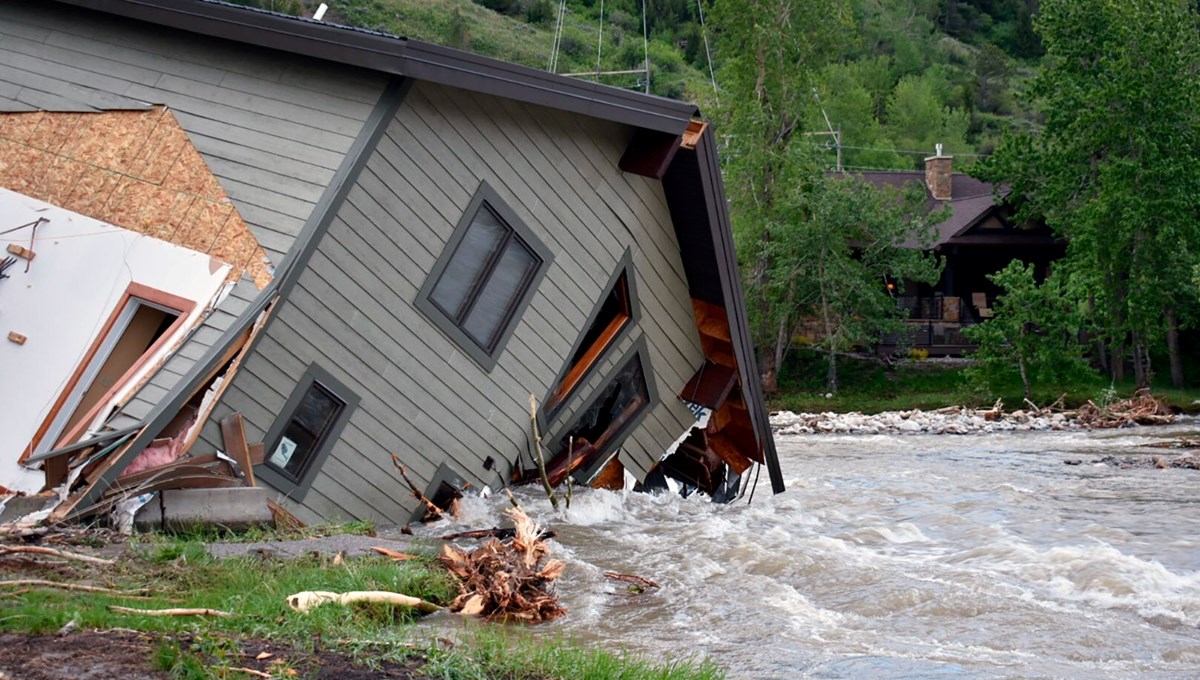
<box><xmin>1017</xmin><ymin>354</ymin><xmax>1031</xmax><ymax>402</ymax></box>
<box><xmin>827</xmin><ymin>344</ymin><xmax>838</xmax><ymax>395</ymax></box>
<box><xmin>817</xmin><ymin>264</ymin><xmax>837</xmax><ymax>394</ymax></box>
<box><xmin>1166</xmin><ymin>308</ymin><xmax>1184</xmax><ymax>388</ymax></box>
<box><xmin>1110</xmin><ymin>342</ymin><xmax>1125</xmax><ymax>381</ymax></box>
<box><xmin>1131</xmin><ymin>332</ymin><xmax>1149</xmax><ymax>389</ymax></box>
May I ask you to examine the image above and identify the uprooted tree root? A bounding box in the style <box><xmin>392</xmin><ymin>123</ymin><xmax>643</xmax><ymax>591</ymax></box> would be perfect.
<box><xmin>439</xmin><ymin>506</ymin><xmax>566</xmax><ymax>623</ymax></box>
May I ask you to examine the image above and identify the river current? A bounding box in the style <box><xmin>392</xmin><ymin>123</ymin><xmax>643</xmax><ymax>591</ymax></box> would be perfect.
<box><xmin>423</xmin><ymin>419</ymin><xmax>1200</xmax><ymax>679</ymax></box>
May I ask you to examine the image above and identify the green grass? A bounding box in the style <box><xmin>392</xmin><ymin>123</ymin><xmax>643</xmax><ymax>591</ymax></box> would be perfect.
<box><xmin>0</xmin><ymin>534</ymin><xmax>722</xmax><ymax>680</ymax></box>
<box><xmin>771</xmin><ymin>349</ymin><xmax>1200</xmax><ymax>414</ymax></box>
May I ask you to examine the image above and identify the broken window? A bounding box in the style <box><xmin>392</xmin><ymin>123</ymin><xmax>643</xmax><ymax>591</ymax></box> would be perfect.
<box><xmin>418</xmin><ymin>183</ymin><xmax>550</xmax><ymax>370</ymax></box>
<box><xmin>544</xmin><ymin>267</ymin><xmax>633</xmax><ymax>416</ymax></box>
<box><xmin>259</xmin><ymin>364</ymin><xmax>358</xmax><ymax>498</ymax></box>
<box><xmin>556</xmin><ymin>354</ymin><xmax>652</xmax><ymax>465</ymax></box>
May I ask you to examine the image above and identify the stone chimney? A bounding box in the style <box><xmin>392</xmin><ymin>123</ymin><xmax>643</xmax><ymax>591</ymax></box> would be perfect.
<box><xmin>924</xmin><ymin>143</ymin><xmax>952</xmax><ymax>201</ymax></box>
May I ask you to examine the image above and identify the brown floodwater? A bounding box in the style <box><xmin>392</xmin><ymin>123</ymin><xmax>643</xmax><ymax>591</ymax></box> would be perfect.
<box><xmin>419</xmin><ymin>419</ymin><xmax>1200</xmax><ymax>679</ymax></box>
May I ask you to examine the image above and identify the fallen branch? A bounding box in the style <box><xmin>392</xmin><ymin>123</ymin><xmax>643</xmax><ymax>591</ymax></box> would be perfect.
<box><xmin>390</xmin><ymin>455</ymin><xmax>443</xmax><ymax>521</ymax></box>
<box><xmin>107</xmin><ymin>605</ymin><xmax>236</xmax><ymax>617</ymax></box>
<box><xmin>286</xmin><ymin>590</ymin><xmax>441</xmax><ymax>615</ymax></box>
<box><xmin>0</xmin><ymin>580</ymin><xmax>148</xmax><ymax>597</ymax></box>
<box><xmin>529</xmin><ymin>394</ymin><xmax>559</xmax><ymax>509</ymax></box>
<box><xmin>603</xmin><ymin>572</ymin><xmax>661</xmax><ymax>590</ymax></box>
<box><xmin>0</xmin><ymin>545</ymin><xmax>115</xmax><ymax>566</ymax></box>
<box><xmin>441</xmin><ymin>527</ymin><xmax>557</xmax><ymax>541</ymax></box>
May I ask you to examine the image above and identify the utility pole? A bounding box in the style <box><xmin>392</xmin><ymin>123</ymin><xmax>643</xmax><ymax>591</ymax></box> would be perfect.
<box><xmin>803</xmin><ymin>128</ymin><xmax>842</xmax><ymax>172</ymax></box>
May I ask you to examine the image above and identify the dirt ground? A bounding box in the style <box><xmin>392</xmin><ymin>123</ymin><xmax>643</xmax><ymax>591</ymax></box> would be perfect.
<box><xmin>0</xmin><ymin>631</ymin><xmax>429</xmax><ymax>679</ymax></box>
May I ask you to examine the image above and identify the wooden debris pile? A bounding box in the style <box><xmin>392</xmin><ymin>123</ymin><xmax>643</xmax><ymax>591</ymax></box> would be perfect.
<box><xmin>439</xmin><ymin>505</ymin><xmax>565</xmax><ymax>622</ymax></box>
<box><xmin>1075</xmin><ymin>390</ymin><xmax>1175</xmax><ymax>428</ymax></box>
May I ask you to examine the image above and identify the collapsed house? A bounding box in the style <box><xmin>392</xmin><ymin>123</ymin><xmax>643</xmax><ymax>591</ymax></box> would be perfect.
<box><xmin>0</xmin><ymin>0</ymin><xmax>782</xmax><ymax>526</ymax></box>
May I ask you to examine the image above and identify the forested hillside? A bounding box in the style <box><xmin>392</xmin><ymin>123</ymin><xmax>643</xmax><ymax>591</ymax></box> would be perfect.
<box><xmin>231</xmin><ymin>0</ymin><xmax>1041</xmax><ymax>171</ymax></box>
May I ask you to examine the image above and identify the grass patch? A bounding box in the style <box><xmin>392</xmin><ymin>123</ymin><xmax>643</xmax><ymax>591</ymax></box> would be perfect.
<box><xmin>421</xmin><ymin>629</ymin><xmax>724</xmax><ymax>680</ymax></box>
<box><xmin>771</xmin><ymin>349</ymin><xmax>1200</xmax><ymax>414</ymax></box>
<box><xmin>0</xmin><ymin>532</ymin><xmax>722</xmax><ymax>680</ymax></box>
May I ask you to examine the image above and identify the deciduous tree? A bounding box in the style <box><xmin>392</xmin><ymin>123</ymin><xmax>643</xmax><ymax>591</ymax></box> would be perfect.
<box><xmin>978</xmin><ymin>0</ymin><xmax>1200</xmax><ymax>388</ymax></box>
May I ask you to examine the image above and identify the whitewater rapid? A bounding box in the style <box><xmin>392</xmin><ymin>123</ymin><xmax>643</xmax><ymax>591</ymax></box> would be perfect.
<box><xmin>416</xmin><ymin>420</ymin><xmax>1200</xmax><ymax>679</ymax></box>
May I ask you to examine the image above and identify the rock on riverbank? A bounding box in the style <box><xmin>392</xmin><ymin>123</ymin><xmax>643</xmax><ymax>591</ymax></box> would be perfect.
<box><xmin>770</xmin><ymin>407</ymin><xmax>1075</xmax><ymax>436</ymax></box>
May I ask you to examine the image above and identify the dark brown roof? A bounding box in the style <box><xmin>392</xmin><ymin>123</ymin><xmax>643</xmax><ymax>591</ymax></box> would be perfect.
<box><xmin>850</xmin><ymin>171</ymin><xmax>1009</xmax><ymax>248</ymax></box>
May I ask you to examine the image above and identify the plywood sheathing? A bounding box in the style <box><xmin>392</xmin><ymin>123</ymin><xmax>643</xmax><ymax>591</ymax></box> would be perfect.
<box><xmin>0</xmin><ymin>108</ymin><xmax>272</xmax><ymax>288</ymax></box>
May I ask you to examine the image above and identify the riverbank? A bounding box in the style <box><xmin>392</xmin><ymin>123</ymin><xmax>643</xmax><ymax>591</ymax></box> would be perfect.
<box><xmin>769</xmin><ymin>350</ymin><xmax>1200</xmax><ymax>415</ymax></box>
<box><xmin>771</xmin><ymin>406</ymin><xmax>1075</xmax><ymax>435</ymax></box>
<box><xmin>770</xmin><ymin>391</ymin><xmax>1179</xmax><ymax>435</ymax></box>
<box><xmin>0</xmin><ymin>525</ymin><xmax>720</xmax><ymax>680</ymax></box>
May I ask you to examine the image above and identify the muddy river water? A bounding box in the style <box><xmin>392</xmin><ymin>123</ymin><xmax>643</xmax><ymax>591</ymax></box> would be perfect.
<box><xmin>424</xmin><ymin>420</ymin><xmax>1200</xmax><ymax>679</ymax></box>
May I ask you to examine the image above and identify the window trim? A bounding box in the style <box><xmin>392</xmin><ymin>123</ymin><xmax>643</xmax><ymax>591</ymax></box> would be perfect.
<box><xmin>416</xmin><ymin>181</ymin><xmax>553</xmax><ymax>372</ymax></box>
<box><xmin>545</xmin><ymin>335</ymin><xmax>658</xmax><ymax>472</ymax></box>
<box><xmin>255</xmin><ymin>363</ymin><xmax>359</xmax><ymax>502</ymax></box>
<box><xmin>542</xmin><ymin>249</ymin><xmax>639</xmax><ymax>422</ymax></box>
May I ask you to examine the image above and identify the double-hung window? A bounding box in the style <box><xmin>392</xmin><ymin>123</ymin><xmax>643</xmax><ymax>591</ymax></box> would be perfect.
<box><xmin>418</xmin><ymin>183</ymin><xmax>551</xmax><ymax>370</ymax></box>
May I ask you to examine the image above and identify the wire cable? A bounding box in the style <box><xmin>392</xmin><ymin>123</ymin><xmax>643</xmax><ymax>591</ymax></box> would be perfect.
<box><xmin>696</xmin><ymin>0</ymin><xmax>719</xmax><ymax>102</ymax></box>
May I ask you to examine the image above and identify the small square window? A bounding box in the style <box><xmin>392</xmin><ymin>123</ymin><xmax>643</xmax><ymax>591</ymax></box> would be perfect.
<box><xmin>418</xmin><ymin>182</ymin><xmax>552</xmax><ymax>370</ymax></box>
<box><xmin>256</xmin><ymin>364</ymin><xmax>359</xmax><ymax>500</ymax></box>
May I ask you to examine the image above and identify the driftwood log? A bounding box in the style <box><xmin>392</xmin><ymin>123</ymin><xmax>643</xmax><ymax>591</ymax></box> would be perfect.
<box><xmin>286</xmin><ymin>590</ymin><xmax>441</xmax><ymax>615</ymax></box>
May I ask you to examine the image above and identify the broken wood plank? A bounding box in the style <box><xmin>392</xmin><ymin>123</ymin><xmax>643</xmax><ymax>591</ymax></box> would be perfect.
<box><xmin>5</xmin><ymin>243</ymin><xmax>34</xmax><ymax>261</ymax></box>
<box><xmin>370</xmin><ymin>546</ymin><xmax>418</xmax><ymax>561</ymax></box>
<box><xmin>248</xmin><ymin>442</ymin><xmax>266</xmax><ymax>466</ymax></box>
<box><xmin>220</xmin><ymin>413</ymin><xmax>255</xmax><ymax>486</ymax></box>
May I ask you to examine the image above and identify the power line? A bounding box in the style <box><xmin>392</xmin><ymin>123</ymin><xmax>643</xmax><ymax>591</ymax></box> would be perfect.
<box><xmin>696</xmin><ymin>0</ymin><xmax>719</xmax><ymax>102</ymax></box>
<box><xmin>641</xmin><ymin>0</ymin><xmax>650</xmax><ymax>94</ymax></box>
<box><xmin>836</xmin><ymin>144</ymin><xmax>992</xmax><ymax>157</ymax></box>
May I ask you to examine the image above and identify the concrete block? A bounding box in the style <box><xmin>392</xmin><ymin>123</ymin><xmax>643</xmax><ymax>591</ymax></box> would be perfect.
<box><xmin>136</xmin><ymin>487</ymin><xmax>274</xmax><ymax>532</ymax></box>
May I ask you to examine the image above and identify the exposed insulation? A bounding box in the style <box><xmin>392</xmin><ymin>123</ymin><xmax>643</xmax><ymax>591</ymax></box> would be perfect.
<box><xmin>0</xmin><ymin>107</ymin><xmax>272</xmax><ymax>288</ymax></box>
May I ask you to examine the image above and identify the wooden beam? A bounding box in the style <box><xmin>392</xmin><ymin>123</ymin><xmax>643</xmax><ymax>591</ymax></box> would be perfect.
<box><xmin>220</xmin><ymin>413</ymin><xmax>255</xmax><ymax>487</ymax></box>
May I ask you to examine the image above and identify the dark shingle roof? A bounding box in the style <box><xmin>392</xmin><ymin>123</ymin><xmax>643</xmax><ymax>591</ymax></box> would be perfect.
<box><xmin>849</xmin><ymin>170</ymin><xmax>1008</xmax><ymax>248</ymax></box>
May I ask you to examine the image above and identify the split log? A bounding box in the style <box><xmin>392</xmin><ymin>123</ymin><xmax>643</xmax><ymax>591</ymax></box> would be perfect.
<box><xmin>0</xmin><ymin>546</ymin><xmax>114</xmax><ymax>566</ymax></box>
<box><xmin>370</xmin><ymin>546</ymin><xmax>418</xmax><ymax>560</ymax></box>
<box><xmin>107</xmin><ymin>606</ymin><xmax>236</xmax><ymax>618</ymax></box>
<box><xmin>285</xmin><ymin>590</ymin><xmax>441</xmax><ymax>615</ymax></box>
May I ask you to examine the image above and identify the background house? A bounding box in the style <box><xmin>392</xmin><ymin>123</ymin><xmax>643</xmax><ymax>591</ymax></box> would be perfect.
<box><xmin>857</xmin><ymin>150</ymin><xmax>1064</xmax><ymax>356</ymax></box>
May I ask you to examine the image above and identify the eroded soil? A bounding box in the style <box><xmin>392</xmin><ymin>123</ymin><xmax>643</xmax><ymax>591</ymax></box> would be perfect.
<box><xmin>0</xmin><ymin>631</ymin><xmax>428</xmax><ymax>679</ymax></box>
